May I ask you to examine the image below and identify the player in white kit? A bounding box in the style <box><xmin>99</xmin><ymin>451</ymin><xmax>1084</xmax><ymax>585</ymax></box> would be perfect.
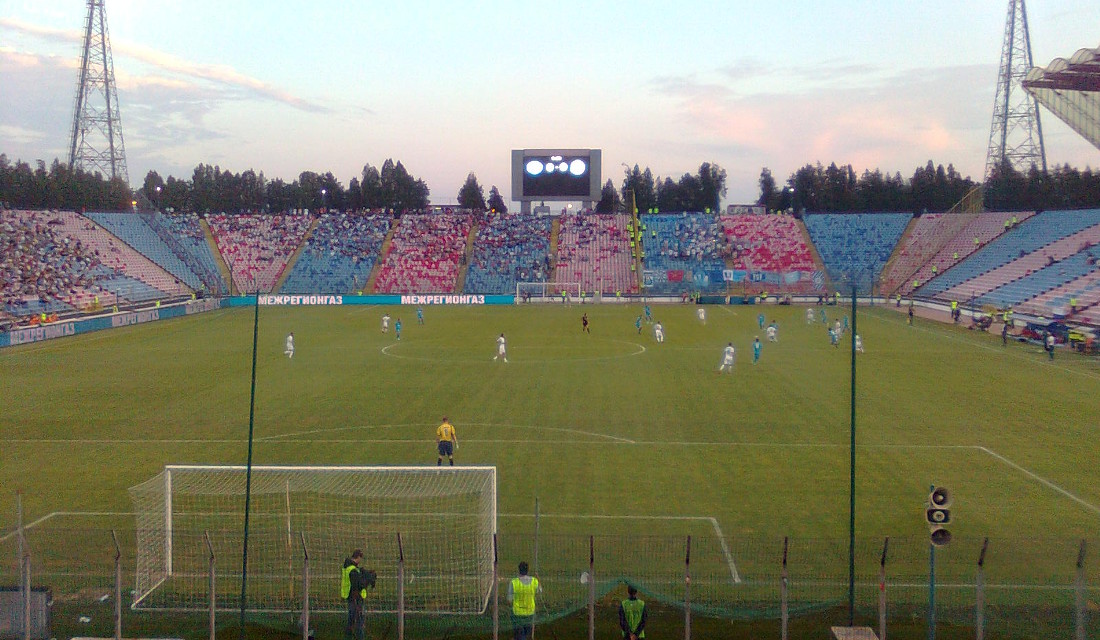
<box><xmin>493</xmin><ymin>333</ymin><xmax>508</xmax><ymax>362</ymax></box>
<box><xmin>718</xmin><ymin>342</ymin><xmax>736</xmax><ymax>373</ymax></box>
<box><xmin>855</xmin><ymin>334</ymin><xmax>864</xmax><ymax>353</ymax></box>
<box><xmin>697</xmin><ymin>307</ymin><xmax>706</xmax><ymax>324</ymax></box>
<box><xmin>654</xmin><ymin>321</ymin><xmax>665</xmax><ymax>343</ymax></box>
<box><xmin>284</xmin><ymin>332</ymin><xmax>294</xmax><ymax>359</ymax></box>
<box><xmin>806</xmin><ymin>308</ymin><xmax>814</xmax><ymax>324</ymax></box>
<box><xmin>382</xmin><ymin>313</ymin><xmax>390</xmax><ymax>333</ymax></box>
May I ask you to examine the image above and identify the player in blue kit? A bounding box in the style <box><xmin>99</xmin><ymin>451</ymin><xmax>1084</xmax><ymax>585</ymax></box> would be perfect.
<box><xmin>752</xmin><ymin>336</ymin><xmax>762</xmax><ymax>364</ymax></box>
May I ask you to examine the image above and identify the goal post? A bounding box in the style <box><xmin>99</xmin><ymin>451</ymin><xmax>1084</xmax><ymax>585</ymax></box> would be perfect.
<box><xmin>516</xmin><ymin>281</ymin><xmax>582</xmax><ymax>303</ymax></box>
<box><xmin>129</xmin><ymin>465</ymin><xmax>497</xmax><ymax>613</ymax></box>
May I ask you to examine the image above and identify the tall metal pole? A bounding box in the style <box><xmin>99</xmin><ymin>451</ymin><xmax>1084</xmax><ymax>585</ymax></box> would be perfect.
<box><xmin>112</xmin><ymin>530</ymin><xmax>122</xmax><ymax>640</ymax></box>
<box><xmin>397</xmin><ymin>533</ymin><xmax>406</xmax><ymax>640</ymax></box>
<box><xmin>205</xmin><ymin>531</ymin><xmax>216</xmax><ymax>640</ymax></box>
<box><xmin>781</xmin><ymin>536</ymin><xmax>789</xmax><ymax>640</ymax></box>
<box><xmin>848</xmin><ymin>285</ymin><xmax>857</xmax><ymax>625</ymax></box>
<box><xmin>301</xmin><ymin>533</ymin><xmax>310</xmax><ymax>640</ymax></box>
<box><xmin>587</xmin><ymin>536</ymin><xmax>595</xmax><ymax>640</ymax></box>
<box><xmin>684</xmin><ymin>536</ymin><xmax>692</xmax><ymax>640</ymax></box>
<box><xmin>976</xmin><ymin>537</ymin><xmax>988</xmax><ymax>640</ymax></box>
<box><xmin>239</xmin><ymin>291</ymin><xmax>261</xmax><ymax>639</ymax></box>
<box><xmin>492</xmin><ymin>534</ymin><xmax>500</xmax><ymax>640</ymax></box>
<box><xmin>928</xmin><ymin>542</ymin><xmax>936</xmax><ymax>640</ymax></box>
<box><xmin>1075</xmin><ymin>539</ymin><xmax>1087</xmax><ymax>640</ymax></box>
<box><xmin>878</xmin><ymin>537</ymin><xmax>889</xmax><ymax>640</ymax></box>
<box><xmin>928</xmin><ymin>482</ymin><xmax>937</xmax><ymax>640</ymax></box>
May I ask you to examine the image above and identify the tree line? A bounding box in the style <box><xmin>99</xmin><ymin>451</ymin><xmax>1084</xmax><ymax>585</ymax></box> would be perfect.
<box><xmin>144</xmin><ymin>160</ymin><xmax>431</xmax><ymax>214</ymax></box>
<box><xmin>0</xmin><ymin>155</ymin><xmax>133</xmax><ymax>211</ymax></box>
<box><xmin>3</xmin><ymin>152</ymin><xmax>1099</xmax><ymax>215</ymax></box>
<box><xmin>757</xmin><ymin>160</ymin><xmax>1100</xmax><ymax>214</ymax></box>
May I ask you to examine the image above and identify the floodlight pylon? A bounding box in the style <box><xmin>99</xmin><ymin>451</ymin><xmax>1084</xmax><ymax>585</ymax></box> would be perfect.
<box><xmin>985</xmin><ymin>0</ymin><xmax>1046</xmax><ymax>181</ymax></box>
<box><xmin>68</xmin><ymin>0</ymin><xmax>129</xmax><ymax>184</ymax></box>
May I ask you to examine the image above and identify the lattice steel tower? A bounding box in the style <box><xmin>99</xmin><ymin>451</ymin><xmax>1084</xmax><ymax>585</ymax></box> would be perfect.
<box><xmin>985</xmin><ymin>0</ymin><xmax>1046</xmax><ymax>181</ymax></box>
<box><xmin>68</xmin><ymin>0</ymin><xmax>129</xmax><ymax>184</ymax></box>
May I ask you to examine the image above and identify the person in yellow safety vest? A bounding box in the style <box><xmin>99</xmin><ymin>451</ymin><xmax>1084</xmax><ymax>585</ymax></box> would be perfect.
<box><xmin>953</xmin><ymin>251</ymin><xmax>959</xmax><ymax>261</ymax></box>
<box><xmin>341</xmin><ymin>549</ymin><xmax>375</xmax><ymax>640</ymax></box>
<box><xmin>1071</xmin><ymin>297</ymin><xmax>1078</xmax><ymax>312</ymax></box>
<box><xmin>1011</xmin><ymin>215</ymin><xmax>1018</xmax><ymax>227</ymax></box>
<box><xmin>974</xmin><ymin>236</ymin><xmax>980</xmax><ymax>247</ymax></box>
<box><xmin>1004</xmin><ymin>218</ymin><xmax>1011</xmax><ymax>231</ymax></box>
<box><xmin>508</xmin><ymin>561</ymin><xmax>541</xmax><ymax>640</ymax></box>
<box><xmin>950</xmin><ymin>300</ymin><xmax>959</xmax><ymax>323</ymax></box>
<box><xmin>896</xmin><ymin>293</ymin><xmax>902</xmax><ymax>308</ymax></box>
<box><xmin>619</xmin><ymin>585</ymin><xmax>648</xmax><ymax>640</ymax></box>
<box><xmin>931</xmin><ymin>265</ymin><xmax>938</xmax><ymax>275</ymax></box>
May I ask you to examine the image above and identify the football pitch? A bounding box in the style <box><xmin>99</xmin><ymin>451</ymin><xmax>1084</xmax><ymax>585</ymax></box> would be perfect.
<box><xmin>2</xmin><ymin>301</ymin><xmax>1099</xmax><ymax>635</ymax></box>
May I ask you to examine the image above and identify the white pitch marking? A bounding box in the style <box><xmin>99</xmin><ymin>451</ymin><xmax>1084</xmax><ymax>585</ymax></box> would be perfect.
<box><xmin>708</xmin><ymin>516</ymin><xmax>742</xmax><ymax>583</ymax></box>
<box><xmin>978</xmin><ymin>446</ymin><xmax>1100</xmax><ymax>517</ymax></box>
<box><xmin>260</xmin><ymin>423</ymin><xmax>636</xmax><ymax>444</ymax></box>
<box><xmin>0</xmin><ymin>511</ymin><xmax>131</xmax><ymax>542</ymax></box>
<box><xmin>499</xmin><ymin>512</ymin><xmax>740</xmax><ymax>583</ymax></box>
<box><xmin>380</xmin><ymin>340</ymin><xmax>646</xmax><ymax>364</ymax></box>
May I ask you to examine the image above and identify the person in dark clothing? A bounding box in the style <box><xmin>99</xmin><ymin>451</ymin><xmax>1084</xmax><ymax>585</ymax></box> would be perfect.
<box><xmin>1001</xmin><ymin>321</ymin><xmax>1010</xmax><ymax>346</ymax></box>
<box><xmin>342</xmin><ymin>549</ymin><xmax>376</xmax><ymax>640</ymax></box>
<box><xmin>618</xmin><ymin>585</ymin><xmax>648</xmax><ymax>639</ymax></box>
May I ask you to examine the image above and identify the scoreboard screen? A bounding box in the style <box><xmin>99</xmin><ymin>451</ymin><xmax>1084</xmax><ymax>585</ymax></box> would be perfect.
<box><xmin>512</xmin><ymin>149</ymin><xmax>601</xmax><ymax>201</ymax></box>
<box><xmin>522</xmin><ymin>155</ymin><xmax>592</xmax><ymax>197</ymax></box>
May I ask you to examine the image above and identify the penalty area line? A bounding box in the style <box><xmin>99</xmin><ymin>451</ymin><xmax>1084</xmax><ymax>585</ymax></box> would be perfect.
<box><xmin>978</xmin><ymin>446</ymin><xmax>1100</xmax><ymax>518</ymax></box>
<box><xmin>499</xmin><ymin>512</ymin><xmax>740</xmax><ymax>583</ymax></box>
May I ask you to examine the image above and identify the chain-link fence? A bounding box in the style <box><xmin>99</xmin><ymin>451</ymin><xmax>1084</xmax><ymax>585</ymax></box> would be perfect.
<box><xmin>3</xmin><ymin>523</ymin><xmax>1098</xmax><ymax>640</ymax></box>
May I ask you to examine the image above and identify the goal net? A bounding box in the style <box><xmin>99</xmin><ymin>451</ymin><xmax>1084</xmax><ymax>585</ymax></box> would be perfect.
<box><xmin>129</xmin><ymin>465</ymin><xmax>497</xmax><ymax>613</ymax></box>
<box><xmin>516</xmin><ymin>281</ymin><xmax>582</xmax><ymax>303</ymax></box>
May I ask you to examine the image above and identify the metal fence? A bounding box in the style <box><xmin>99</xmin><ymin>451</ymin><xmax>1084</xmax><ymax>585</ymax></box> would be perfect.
<box><xmin>2</xmin><ymin>523</ymin><xmax>1097</xmax><ymax>640</ymax></box>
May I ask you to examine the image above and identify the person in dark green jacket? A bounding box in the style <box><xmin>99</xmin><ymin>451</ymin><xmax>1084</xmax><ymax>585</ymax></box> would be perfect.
<box><xmin>619</xmin><ymin>585</ymin><xmax>648</xmax><ymax>639</ymax></box>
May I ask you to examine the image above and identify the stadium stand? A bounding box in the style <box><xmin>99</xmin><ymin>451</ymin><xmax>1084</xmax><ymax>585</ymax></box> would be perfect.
<box><xmin>803</xmin><ymin>213</ymin><xmax>911</xmax><ymax>291</ymax></box>
<box><xmin>85</xmin><ymin>212</ymin><xmax>208</xmax><ymax>292</ymax></box>
<box><xmin>148</xmin><ymin>212</ymin><xmax>228</xmax><ymax>294</ymax></box>
<box><xmin>464</xmin><ymin>214</ymin><xmax>552</xmax><ymax>294</ymax></box>
<box><xmin>373</xmin><ymin>213</ymin><xmax>473</xmax><ymax>294</ymax></box>
<box><xmin>898</xmin><ymin>211</ymin><xmax>1032</xmax><ymax>296</ymax></box>
<box><xmin>1016</xmin><ymin>256</ymin><xmax>1100</xmax><ymax>320</ymax></box>
<box><xmin>719</xmin><ymin>214</ymin><xmax>821</xmax><ymax>292</ymax></box>
<box><xmin>51</xmin><ymin>211</ymin><xmax>183</xmax><ymax>299</ymax></box>
<box><xmin>638</xmin><ymin>213</ymin><xmax>725</xmax><ymax>294</ymax></box>
<box><xmin>879</xmin><ymin>212</ymin><xmax>978</xmax><ymax>294</ymax></box>
<box><xmin>280</xmin><ymin>213</ymin><xmax>392</xmax><ymax>294</ymax></box>
<box><xmin>917</xmin><ymin>209</ymin><xmax>1100</xmax><ymax>301</ymax></box>
<box><xmin>207</xmin><ymin>213</ymin><xmax>312</xmax><ymax>293</ymax></box>
<box><xmin>2</xmin><ymin>210</ymin><xmax>90</xmax><ymax>315</ymax></box>
<box><xmin>939</xmin><ymin>222</ymin><xmax>1100</xmax><ymax>304</ymax></box>
<box><xmin>976</xmin><ymin>247</ymin><xmax>1100</xmax><ymax>308</ymax></box>
<box><xmin>555</xmin><ymin>213</ymin><xmax>636</xmax><ymax>295</ymax></box>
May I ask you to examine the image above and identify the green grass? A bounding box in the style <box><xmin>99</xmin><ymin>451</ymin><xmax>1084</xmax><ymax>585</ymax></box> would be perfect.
<box><xmin>2</xmin><ymin>302</ymin><xmax>1098</xmax><ymax>638</ymax></box>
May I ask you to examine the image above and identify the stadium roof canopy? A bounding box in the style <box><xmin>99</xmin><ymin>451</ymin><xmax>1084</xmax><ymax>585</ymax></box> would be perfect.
<box><xmin>1023</xmin><ymin>44</ymin><xmax>1100</xmax><ymax>151</ymax></box>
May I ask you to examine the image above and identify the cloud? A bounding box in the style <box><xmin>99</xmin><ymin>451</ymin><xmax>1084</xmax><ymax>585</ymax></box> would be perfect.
<box><xmin>651</xmin><ymin>63</ymin><xmax>994</xmax><ymax>180</ymax></box>
<box><xmin>0</xmin><ymin>16</ymin><xmax>328</xmax><ymax>113</ymax></box>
